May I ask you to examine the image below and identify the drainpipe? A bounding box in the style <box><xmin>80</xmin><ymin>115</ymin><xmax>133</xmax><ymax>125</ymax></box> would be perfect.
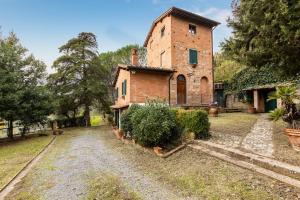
<box><xmin>168</xmin><ymin>73</ymin><xmax>174</xmax><ymax>106</ymax></box>
<box><xmin>211</xmin><ymin>26</ymin><xmax>216</xmax><ymax>104</ymax></box>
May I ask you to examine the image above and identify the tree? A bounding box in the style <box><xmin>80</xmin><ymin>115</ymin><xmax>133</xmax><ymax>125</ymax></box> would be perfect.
<box><xmin>214</xmin><ymin>52</ymin><xmax>244</xmax><ymax>82</ymax></box>
<box><xmin>0</xmin><ymin>32</ymin><xmax>52</xmax><ymax>138</ymax></box>
<box><xmin>222</xmin><ymin>0</ymin><xmax>300</xmax><ymax>77</ymax></box>
<box><xmin>49</xmin><ymin>32</ymin><xmax>108</xmax><ymax>126</ymax></box>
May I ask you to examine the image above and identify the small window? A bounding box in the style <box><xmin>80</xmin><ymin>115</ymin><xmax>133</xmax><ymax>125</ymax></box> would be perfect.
<box><xmin>189</xmin><ymin>49</ymin><xmax>198</xmax><ymax>64</ymax></box>
<box><xmin>189</xmin><ymin>24</ymin><xmax>196</xmax><ymax>35</ymax></box>
<box><xmin>160</xmin><ymin>26</ymin><xmax>165</xmax><ymax>37</ymax></box>
<box><xmin>160</xmin><ymin>51</ymin><xmax>165</xmax><ymax>67</ymax></box>
<box><xmin>122</xmin><ymin>80</ymin><xmax>127</xmax><ymax>96</ymax></box>
<box><xmin>116</xmin><ymin>87</ymin><xmax>119</xmax><ymax>99</ymax></box>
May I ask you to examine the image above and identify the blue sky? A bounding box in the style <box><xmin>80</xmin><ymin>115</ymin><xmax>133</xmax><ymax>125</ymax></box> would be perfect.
<box><xmin>0</xmin><ymin>0</ymin><xmax>232</xmax><ymax>73</ymax></box>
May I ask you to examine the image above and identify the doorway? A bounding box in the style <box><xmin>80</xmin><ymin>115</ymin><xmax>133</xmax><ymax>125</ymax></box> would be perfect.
<box><xmin>177</xmin><ymin>75</ymin><xmax>186</xmax><ymax>105</ymax></box>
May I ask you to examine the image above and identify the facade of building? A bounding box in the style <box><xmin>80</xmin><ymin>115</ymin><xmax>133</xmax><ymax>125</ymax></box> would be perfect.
<box><xmin>111</xmin><ymin>7</ymin><xmax>219</xmax><ymax>128</ymax></box>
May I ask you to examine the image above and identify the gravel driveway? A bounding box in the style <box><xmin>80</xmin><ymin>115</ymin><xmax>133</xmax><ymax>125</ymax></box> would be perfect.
<box><xmin>12</xmin><ymin>126</ymin><xmax>183</xmax><ymax>200</ymax></box>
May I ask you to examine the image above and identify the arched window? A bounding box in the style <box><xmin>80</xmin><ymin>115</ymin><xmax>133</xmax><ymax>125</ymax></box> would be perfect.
<box><xmin>177</xmin><ymin>75</ymin><xmax>186</xmax><ymax>105</ymax></box>
<box><xmin>200</xmin><ymin>76</ymin><xmax>209</xmax><ymax>104</ymax></box>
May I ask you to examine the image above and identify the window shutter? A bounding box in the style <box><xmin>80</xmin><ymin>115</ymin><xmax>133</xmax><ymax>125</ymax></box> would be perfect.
<box><xmin>121</xmin><ymin>82</ymin><xmax>124</xmax><ymax>96</ymax></box>
<box><xmin>189</xmin><ymin>49</ymin><xmax>198</xmax><ymax>64</ymax></box>
<box><xmin>116</xmin><ymin>88</ymin><xmax>118</xmax><ymax>99</ymax></box>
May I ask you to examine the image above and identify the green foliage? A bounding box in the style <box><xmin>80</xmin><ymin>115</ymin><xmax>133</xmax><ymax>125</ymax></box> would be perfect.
<box><xmin>120</xmin><ymin>104</ymin><xmax>141</xmax><ymax>137</ymax></box>
<box><xmin>268</xmin><ymin>86</ymin><xmax>299</xmax><ymax>106</ymax></box>
<box><xmin>48</xmin><ymin>32</ymin><xmax>109</xmax><ymax>126</ymax></box>
<box><xmin>131</xmin><ymin>101</ymin><xmax>176</xmax><ymax>147</ymax></box>
<box><xmin>269</xmin><ymin>108</ymin><xmax>285</xmax><ymax>121</ymax></box>
<box><xmin>175</xmin><ymin>109</ymin><xmax>210</xmax><ymax>139</ymax></box>
<box><xmin>225</xmin><ymin>67</ymin><xmax>299</xmax><ymax>94</ymax></box>
<box><xmin>0</xmin><ymin>32</ymin><xmax>52</xmax><ymax>138</ymax></box>
<box><xmin>214</xmin><ymin>53</ymin><xmax>245</xmax><ymax>82</ymax></box>
<box><xmin>268</xmin><ymin>85</ymin><xmax>300</xmax><ymax>127</ymax></box>
<box><xmin>91</xmin><ymin>116</ymin><xmax>102</xmax><ymax>126</ymax></box>
<box><xmin>222</xmin><ymin>0</ymin><xmax>300</xmax><ymax>77</ymax></box>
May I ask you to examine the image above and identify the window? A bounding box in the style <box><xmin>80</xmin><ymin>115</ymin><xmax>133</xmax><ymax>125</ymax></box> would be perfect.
<box><xmin>189</xmin><ymin>24</ymin><xmax>196</xmax><ymax>35</ymax></box>
<box><xmin>189</xmin><ymin>49</ymin><xmax>198</xmax><ymax>64</ymax></box>
<box><xmin>122</xmin><ymin>80</ymin><xmax>127</xmax><ymax>96</ymax></box>
<box><xmin>116</xmin><ymin>87</ymin><xmax>119</xmax><ymax>99</ymax></box>
<box><xmin>160</xmin><ymin>51</ymin><xmax>165</xmax><ymax>67</ymax></box>
<box><xmin>160</xmin><ymin>26</ymin><xmax>165</xmax><ymax>37</ymax></box>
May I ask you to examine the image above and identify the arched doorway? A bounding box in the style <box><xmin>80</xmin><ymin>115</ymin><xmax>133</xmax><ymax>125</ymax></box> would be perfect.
<box><xmin>177</xmin><ymin>75</ymin><xmax>186</xmax><ymax>105</ymax></box>
<box><xmin>200</xmin><ymin>76</ymin><xmax>209</xmax><ymax>104</ymax></box>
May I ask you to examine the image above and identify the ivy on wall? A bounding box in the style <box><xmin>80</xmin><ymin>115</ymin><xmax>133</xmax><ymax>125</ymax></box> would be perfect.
<box><xmin>224</xmin><ymin>67</ymin><xmax>300</xmax><ymax>95</ymax></box>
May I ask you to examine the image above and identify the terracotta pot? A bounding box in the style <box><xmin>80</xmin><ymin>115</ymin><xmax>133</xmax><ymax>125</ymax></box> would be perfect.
<box><xmin>248</xmin><ymin>106</ymin><xmax>256</xmax><ymax>114</ymax></box>
<box><xmin>153</xmin><ymin>146</ymin><xmax>163</xmax><ymax>155</ymax></box>
<box><xmin>285</xmin><ymin>128</ymin><xmax>300</xmax><ymax>151</ymax></box>
<box><xmin>209</xmin><ymin>107</ymin><xmax>218</xmax><ymax>117</ymax></box>
<box><xmin>117</xmin><ymin>130</ymin><xmax>124</xmax><ymax>140</ymax></box>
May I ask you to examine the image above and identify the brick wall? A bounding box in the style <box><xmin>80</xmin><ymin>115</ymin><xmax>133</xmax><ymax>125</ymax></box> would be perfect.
<box><xmin>146</xmin><ymin>15</ymin><xmax>214</xmax><ymax>106</ymax></box>
<box><xmin>130</xmin><ymin>71</ymin><xmax>170</xmax><ymax>103</ymax></box>
<box><xmin>114</xmin><ymin>70</ymin><xmax>131</xmax><ymax>106</ymax></box>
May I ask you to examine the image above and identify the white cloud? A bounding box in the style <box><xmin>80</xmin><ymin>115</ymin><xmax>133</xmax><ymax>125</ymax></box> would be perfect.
<box><xmin>192</xmin><ymin>7</ymin><xmax>233</xmax><ymax>52</ymax></box>
<box><xmin>196</xmin><ymin>7</ymin><xmax>232</xmax><ymax>25</ymax></box>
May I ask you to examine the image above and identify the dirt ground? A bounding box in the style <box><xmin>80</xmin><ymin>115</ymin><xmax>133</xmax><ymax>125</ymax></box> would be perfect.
<box><xmin>6</xmin><ymin>126</ymin><xmax>300</xmax><ymax>200</ymax></box>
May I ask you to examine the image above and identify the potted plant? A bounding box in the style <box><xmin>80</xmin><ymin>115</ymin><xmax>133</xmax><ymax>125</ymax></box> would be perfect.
<box><xmin>209</xmin><ymin>102</ymin><xmax>218</xmax><ymax>117</ymax></box>
<box><xmin>268</xmin><ymin>86</ymin><xmax>300</xmax><ymax>150</ymax></box>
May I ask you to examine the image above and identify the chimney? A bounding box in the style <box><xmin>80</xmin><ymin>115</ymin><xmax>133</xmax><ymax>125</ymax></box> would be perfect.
<box><xmin>131</xmin><ymin>48</ymin><xmax>138</xmax><ymax>66</ymax></box>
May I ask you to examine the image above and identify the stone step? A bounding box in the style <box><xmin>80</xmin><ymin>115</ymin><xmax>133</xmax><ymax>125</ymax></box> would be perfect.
<box><xmin>188</xmin><ymin>144</ymin><xmax>300</xmax><ymax>189</ymax></box>
<box><xmin>192</xmin><ymin>140</ymin><xmax>300</xmax><ymax>181</ymax></box>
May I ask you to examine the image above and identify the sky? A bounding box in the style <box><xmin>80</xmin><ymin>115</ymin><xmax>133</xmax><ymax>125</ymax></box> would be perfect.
<box><xmin>0</xmin><ymin>0</ymin><xmax>233</xmax><ymax>73</ymax></box>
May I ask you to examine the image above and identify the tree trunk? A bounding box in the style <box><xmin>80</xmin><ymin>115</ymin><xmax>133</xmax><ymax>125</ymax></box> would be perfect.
<box><xmin>84</xmin><ymin>104</ymin><xmax>91</xmax><ymax>127</ymax></box>
<box><xmin>7</xmin><ymin>120</ymin><xmax>13</xmax><ymax>139</ymax></box>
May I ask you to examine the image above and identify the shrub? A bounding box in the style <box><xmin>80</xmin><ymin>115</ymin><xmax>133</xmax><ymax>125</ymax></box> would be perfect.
<box><xmin>120</xmin><ymin>104</ymin><xmax>141</xmax><ymax>137</ymax></box>
<box><xmin>269</xmin><ymin>108</ymin><xmax>285</xmax><ymax>121</ymax></box>
<box><xmin>176</xmin><ymin>109</ymin><xmax>210</xmax><ymax>139</ymax></box>
<box><xmin>131</xmin><ymin>101</ymin><xmax>176</xmax><ymax>147</ymax></box>
<box><xmin>91</xmin><ymin>116</ymin><xmax>101</xmax><ymax>126</ymax></box>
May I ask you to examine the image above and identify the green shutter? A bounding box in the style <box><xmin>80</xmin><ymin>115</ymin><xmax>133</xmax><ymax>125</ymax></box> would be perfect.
<box><xmin>189</xmin><ymin>49</ymin><xmax>198</xmax><ymax>64</ymax></box>
<box><xmin>121</xmin><ymin>82</ymin><xmax>124</xmax><ymax>96</ymax></box>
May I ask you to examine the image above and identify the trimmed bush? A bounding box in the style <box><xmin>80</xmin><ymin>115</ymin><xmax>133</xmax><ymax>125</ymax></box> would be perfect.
<box><xmin>176</xmin><ymin>109</ymin><xmax>210</xmax><ymax>139</ymax></box>
<box><xmin>131</xmin><ymin>101</ymin><xmax>176</xmax><ymax>147</ymax></box>
<box><xmin>120</xmin><ymin>104</ymin><xmax>141</xmax><ymax>137</ymax></box>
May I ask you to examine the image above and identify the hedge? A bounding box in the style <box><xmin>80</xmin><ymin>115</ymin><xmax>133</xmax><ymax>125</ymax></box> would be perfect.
<box><xmin>175</xmin><ymin>109</ymin><xmax>210</xmax><ymax>139</ymax></box>
<box><xmin>120</xmin><ymin>104</ymin><xmax>141</xmax><ymax>137</ymax></box>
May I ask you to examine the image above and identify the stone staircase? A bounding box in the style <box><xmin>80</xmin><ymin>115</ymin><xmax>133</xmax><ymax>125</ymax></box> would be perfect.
<box><xmin>189</xmin><ymin>140</ymin><xmax>300</xmax><ymax>189</ymax></box>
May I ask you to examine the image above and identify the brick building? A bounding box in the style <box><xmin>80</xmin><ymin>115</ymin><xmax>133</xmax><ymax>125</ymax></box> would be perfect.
<box><xmin>111</xmin><ymin>7</ymin><xmax>219</xmax><ymax>127</ymax></box>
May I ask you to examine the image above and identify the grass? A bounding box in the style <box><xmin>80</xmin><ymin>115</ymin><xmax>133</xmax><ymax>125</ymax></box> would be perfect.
<box><xmin>0</xmin><ymin>134</ymin><xmax>54</xmax><ymax>190</ymax></box>
<box><xmin>272</xmin><ymin>119</ymin><xmax>300</xmax><ymax>166</ymax></box>
<box><xmin>209</xmin><ymin>113</ymin><xmax>258</xmax><ymax>146</ymax></box>
<box><xmin>91</xmin><ymin>115</ymin><xmax>102</xmax><ymax>126</ymax></box>
<box><xmin>86</xmin><ymin>172</ymin><xmax>141</xmax><ymax>200</ymax></box>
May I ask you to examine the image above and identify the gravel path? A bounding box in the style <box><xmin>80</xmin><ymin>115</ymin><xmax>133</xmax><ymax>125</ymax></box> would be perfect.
<box><xmin>242</xmin><ymin>114</ymin><xmax>274</xmax><ymax>157</ymax></box>
<box><xmin>42</xmin><ymin>128</ymin><xmax>182</xmax><ymax>200</ymax></box>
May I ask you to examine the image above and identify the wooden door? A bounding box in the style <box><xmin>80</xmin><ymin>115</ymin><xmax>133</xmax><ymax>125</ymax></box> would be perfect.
<box><xmin>177</xmin><ymin>75</ymin><xmax>186</xmax><ymax>105</ymax></box>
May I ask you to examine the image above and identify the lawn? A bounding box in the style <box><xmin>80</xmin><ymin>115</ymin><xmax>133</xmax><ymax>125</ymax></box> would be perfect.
<box><xmin>209</xmin><ymin>112</ymin><xmax>259</xmax><ymax>147</ymax></box>
<box><xmin>0</xmin><ymin>134</ymin><xmax>54</xmax><ymax>190</ymax></box>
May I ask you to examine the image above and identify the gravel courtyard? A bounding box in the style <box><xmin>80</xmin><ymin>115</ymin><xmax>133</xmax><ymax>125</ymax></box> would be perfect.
<box><xmin>6</xmin><ymin>126</ymin><xmax>300</xmax><ymax>200</ymax></box>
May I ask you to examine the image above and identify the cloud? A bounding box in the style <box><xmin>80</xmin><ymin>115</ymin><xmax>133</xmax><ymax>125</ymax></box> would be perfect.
<box><xmin>192</xmin><ymin>7</ymin><xmax>233</xmax><ymax>52</ymax></box>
